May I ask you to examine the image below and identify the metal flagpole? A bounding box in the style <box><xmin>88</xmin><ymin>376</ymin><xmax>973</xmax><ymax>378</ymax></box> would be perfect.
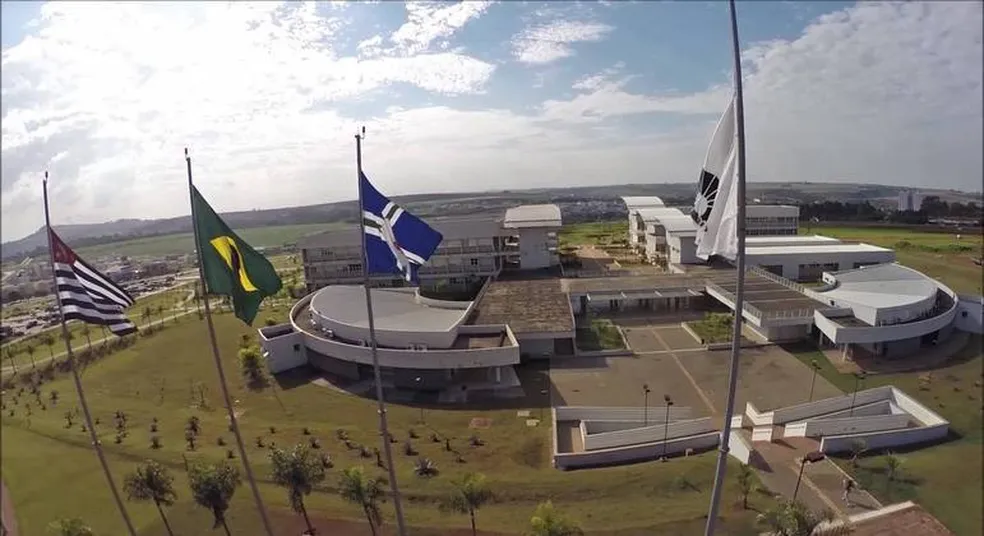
<box><xmin>42</xmin><ymin>172</ymin><xmax>138</xmax><ymax>536</ymax></box>
<box><xmin>355</xmin><ymin>128</ymin><xmax>409</xmax><ymax>536</ymax></box>
<box><xmin>184</xmin><ymin>149</ymin><xmax>275</xmax><ymax>536</ymax></box>
<box><xmin>704</xmin><ymin>0</ymin><xmax>748</xmax><ymax>533</ymax></box>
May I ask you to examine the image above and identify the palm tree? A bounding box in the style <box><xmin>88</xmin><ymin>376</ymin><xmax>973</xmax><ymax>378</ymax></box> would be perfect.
<box><xmin>885</xmin><ymin>452</ymin><xmax>903</xmax><ymax>482</ymax></box>
<box><xmin>142</xmin><ymin>307</ymin><xmax>152</xmax><ymax>329</ymax></box>
<box><xmin>270</xmin><ymin>444</ymin><xmax>326</xmax><ymax>535</ymax></box>
<box><xmin>42</xmin><ymin>333</ymin><xmax>55</xmax><ymax>360</ymax></box>
<box><xmin>443</xmin><ymin>472</ymin><xmax>493</xmax><ymax>536</ymax></box>
<box><xmin>756</xmin><ymin>499</ymin><xmax>836</xmax><ymax>536</ymax></box>
<box><xmin>4</xmin><ymin>346</ymin><xmax>17</xmax><ymax>373</ymax></box>
<box><xmin>339</xmin><ymin>466</ymin><xmax>385</xmax><ymax>536</ymax></box>
<box><xmin>46</xmin><ymin>517</ymin><xmax>94</xmax><ymax>536</ymax></box>
<box><xmin>736</xmin><ymin>463</ymin><xmax>754</xmax><ymax>510</ymax></box>
<box><xmin>26</xmin><ymin>344</ymin><xmax>37</xmax><ymax>368</ymax></box>
<box><xmin>528</xmin><ymin>501</ymin><xmax>583</xmax><ymax>536</ymax></box>
<box><xmin>188</xmin><ymin>462</ymin><xmax>241</xmax><ymax>536</ymax></box>
<box><xmin>124</xmin><ymin>460</ymin><xmax>178</xmax><ymax>536</ymax></box>
<box><xmin>157</xmin><ymin>304</ymin><xmax>166</xmax><ymax>325</ymax></box>
<box><xmin>80</xmin><ymin>325</ymin><xmax>92</xmax><ymax>352</ymax></box>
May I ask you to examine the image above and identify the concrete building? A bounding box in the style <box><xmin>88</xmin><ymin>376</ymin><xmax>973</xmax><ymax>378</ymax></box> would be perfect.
<box><xmin>898</xmin><ymin>190</ymin><xmax>920</xmax><ymax>212</ymax></box>
<box><xmin>622</xmin><ymin>196</ymin><xmax>665</xmax><ymax>247</ymax></box>
<box><xmin>300</xmin><ymin>205</ymin><xmax>562</xmax><ymax>292</ymax></box>
<box><xmin>745</xmin><ymin>204</ymin><xmax>799</xmax><ymax>236</ymax></box>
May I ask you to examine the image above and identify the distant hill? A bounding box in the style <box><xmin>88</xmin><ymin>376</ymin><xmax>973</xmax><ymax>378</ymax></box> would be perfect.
<box><xmin>2</xmin><ymin>181</ymin><xmax>978</xmax><ymax>261</ymax></box>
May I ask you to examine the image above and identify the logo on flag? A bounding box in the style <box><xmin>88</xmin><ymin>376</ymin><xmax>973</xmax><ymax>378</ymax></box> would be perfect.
<box><xmin>692</xmin><ymin>96</ymin><xmax>740</xmax><ymax>261</ymax></box>
<box><xmin>360</xmin><ymin>172</ymin><xmax>443</xmax><ymax>283</ymax></box>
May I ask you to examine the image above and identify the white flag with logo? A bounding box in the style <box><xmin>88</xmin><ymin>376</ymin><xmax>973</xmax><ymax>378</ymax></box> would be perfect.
<box><xmin>691</xmin><ymin>96</ymin><xmax>739</xmax><ymax>261</ymax></box>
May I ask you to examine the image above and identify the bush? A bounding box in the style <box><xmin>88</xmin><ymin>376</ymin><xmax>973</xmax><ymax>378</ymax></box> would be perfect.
<box><xmin>226</xmin><ymin>449</ymin><xmax>236</xmax><ymax>460</ymax></box>
<box><xmin>238</xmin><ymin>346</ymin><xmax>266</xmax><ymax>387</ymax></box>
<box><xmin>309</xmin><ymin>437</ymin><xmax>321</xmax><ymax>449</ymax></box>
<box><xmin>336</xmin><ymin>429</ymin><xmax>349</xmax><ymax>441</ymax></box>
<box><xmin>320</xmin><ymin>453</ymin><xmax>333</xmax><ymax>469</ymax></box>
<box><xmin>150</xmin><ymin>435</ymin><xmax>161</xmax><ymax>449</ymax></box>
<box><xmin>256</xmin><ymin>437</ymin><xmax>265</xmax><ymax>448</ymax></box>
<box><xmin>413</xmin><ymin>457</ymin><xmax>438</xmax><ymax>477</ymax></box>
<box><xmin>430</xmin><ymin>432</ymin><xmax>440</xmax><ymax>443</ymax></box>
<box><xmin>217</xmin><ymin>436</ymin><xmax>226</xmax><ymax>446</ymax></box>
<box><xmin>269</xmin><ymin>425</ymin><xmax>277</xmax><ymax>435</ymax></box>
<box><xmin>404</xmin><ymin>440</ymin><xmax>416</xmax><ymax>456</ymax></box>
<box><xmin>469</xmin><ymin>434</ymin><xmax>484</xmax><ymax>447</ymax></box>
<box><xmin>302</xmin><ymin>427</ymin><xmax>311</xmax><ymax>435</ymax></box>
<box><xmin>408</xmin><ymin>428</ymin><xmax>418</xmax><ymax>439</ymax></box>
<box><xmin>264</xmin><ymin>317</ymin><xmax>278</xmax><ymax>327</ymax></box>
<box><xmin>359</xmin><ymin>446</ymin><xmax>372</xmax><ymax>458</ymax></box>
<box><xmin>150</xmin><ymin>423</ymin><xmax>158</xmax><ymax>433</ymax></box>
<box><xmin>186</xmin><ymin>415</ymin><xmax>201</xmax><ymax>435</ymax></box>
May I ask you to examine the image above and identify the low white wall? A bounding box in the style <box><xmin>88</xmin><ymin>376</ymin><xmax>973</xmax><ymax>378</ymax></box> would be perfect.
<box><xmin>744</xmin><ymin>402</ymin><xmax>774</xmax><ymax>426</ymax></box>
<box><xmin>784</xmin><ymin>422</ymin><xmax>809</xmax><ymax>438</ymax></box>
<box><xmin>954</xmin><ymin>296</ymin><xmax>983</xmax><ymax>333</ymax></box>
<box><xmin>554</xmin><ymin>432</ymin><xmax>720</xmax><ymax>470</ymax></box>
<box><xmin>555</xmin><ymin>406</ymin><xmax>693</xmax><ymax>422</ymax></box>
<box><xmin>803</xmin><ymin>414</ymin><xmax>910</xmax><ymax>438</ymax></box>
<box><xmin>258</xmin><ymin>325</ymin><xmax>309</xmax><ymax>374</ymax></box>
<box><xmin>583</xmin><ymin>418</ymin><xmax>714</xmax><ymax>451</ymax></box>
<box><xmin>772</xmin><ymin>386</ymin><xmax>894</xmax><ymax>424</ymax></box>
<box><xmin>809</xmin><ymin>400</ymin><xmax>893</xmax><ymax>421</ymax></box>
<box><xmin>728</xmin><ymin>430</ymin><xmax>753</xmax><ymax>464</ymax></box>
<box><xmin>890</xmin><ymin>387</ymin><xmax>948</xmax><ymax>426</ymax></box>
<box><xmin>752</xmin><ymin>426</ymin><xmax>774</xmax><ymax>442</ymax></box>
<box><xmin>585</xmin><ymin>419</ymin><xmax>680</xmax><ymax>434</ymax></box>
<box><xmin>820</xmin><ymin>424</ymin><xmax>949</xmax><ymax>453</ymax></box>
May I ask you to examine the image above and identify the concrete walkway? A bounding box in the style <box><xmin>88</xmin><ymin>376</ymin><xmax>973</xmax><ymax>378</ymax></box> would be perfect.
<box><xmin>1</xmin><ymin>479</ymin><xmax>17</xmax><ymax>536</ymax></box>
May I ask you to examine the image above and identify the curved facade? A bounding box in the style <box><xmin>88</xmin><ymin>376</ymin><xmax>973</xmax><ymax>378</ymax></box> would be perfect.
<box><xmin>259</xmin><ymin>285</ymin><xmax>521</xmax><ymax>392</ymax></box>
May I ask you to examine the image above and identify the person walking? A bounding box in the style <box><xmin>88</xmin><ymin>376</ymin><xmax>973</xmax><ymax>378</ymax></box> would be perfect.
<box><xmin>842</xmin><ymin>477</ymin><xmax>856</xmax><ymax>506</ymax></box>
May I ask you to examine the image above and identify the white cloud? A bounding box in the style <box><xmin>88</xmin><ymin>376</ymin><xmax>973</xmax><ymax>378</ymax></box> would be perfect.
<box><xmin>389</xmin><ymin>1</ymin><xmax>493</xmax><ymax>56</ymax></box>
<box><xmin>1</xmin><ymin>1</ymin><xmax>981</xmax><ymax>244</ymax></box>
<box><xmin>512</xmin><ymin>20</ymin><xmax>613</xmax><ymax>65</ymax></box>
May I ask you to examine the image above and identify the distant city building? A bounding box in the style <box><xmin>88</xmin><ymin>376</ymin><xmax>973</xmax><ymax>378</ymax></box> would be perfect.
<box><xmin>898</xmin><ymin>189</ymin><xmax>921</xmax><ymax>212</ymax></box>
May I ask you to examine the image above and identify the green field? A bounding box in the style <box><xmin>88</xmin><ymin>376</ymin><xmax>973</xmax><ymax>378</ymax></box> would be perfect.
<box><xmin>805</xmin><ymin>225</ymin><xmax>983</xmax><ymax>295</ymax></box>
<box><xmin>1</xmin><ymin>313</ymin><xmax>763</xmax><ymax>535</ymax></box>
<box><xmin>786</xmin><ymin>337</ymin><xmax>983</xmax><ymax>536</ymax></box>
<box><xmin>558</xmin><ymin>222</ymin><xmax>628</xmax><ymax>250</ymax></box>
<box><xmin>575</xmin><ymin>319</ymin><xmax>625</xmax><ymax>351</ymax></box>
<box><xmin>74</xmin><ymin>223</ymin><xmax>342</xmax><ymax>259</ymax></box>
<box><xmin>686</xmin><ymin>313</ymin><xmax>734</xmax><ymax>344</ymax></box>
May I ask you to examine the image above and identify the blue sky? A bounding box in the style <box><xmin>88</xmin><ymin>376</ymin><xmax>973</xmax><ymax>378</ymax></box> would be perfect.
<box><xmin>1</xmin><ymin>1</ymin><xmax>980</xmax><ymax>242</ymax></box>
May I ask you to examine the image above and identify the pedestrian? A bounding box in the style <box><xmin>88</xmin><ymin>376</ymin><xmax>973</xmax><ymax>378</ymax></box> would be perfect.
<box><xmin>842</xmin><ymin>477</ymin><xmax>855</xmax><ymax>505</ymax></box>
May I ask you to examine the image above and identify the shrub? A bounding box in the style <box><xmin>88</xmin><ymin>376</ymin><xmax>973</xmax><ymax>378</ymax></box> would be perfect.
<box><xmin>186</xmin><ymin>415</ymin><xmax>201</xmax><ymax>435</ymax></box>
<box><xmin>269</xmin><ymin>425</ymin><xmax>277</xmax><ymax>435</ymax></box>
<box><xmin>359</xmin><ymin>445</ymin><xmax>372</xmax><ymax>458</ymax></box>
<box><xmin>413</xmin><ymin>457</ymin><xmax>438</xmax><ymax>477</ymax></box>
<box><xmin>336</xmin><ymin>429</ymin><xmax>349</xmax><ymax>441</ymax></box>
<box><xmin>404</xmin><ymin>440</ymin><xmax>416</xmax><ymax>456</ymax></box>
<box><xmin>256</xmin><ymin>437</ymin><xmax>265</xmax><ymax>448</ymax></box>
<box><xmin>320</xmin><ymin>453</ymin><xmax>333</xmax><ymax>469</ymax></box>
<box><xmin>238</xmin><ymin>346</ymin><xmax>266</xmax><ymax>387</ymax></box>
<box><xmin>309</xmin><ymin>437</ymin><xmax>321</xmax><ymax>449</ymax></box>
<box><xmin>408</xmin><ymin>428</ymin><xmax>418</xmax><ymax>439</ymax></box>
<box><xmin>150</xmin><ymin>423</ymin><xmax>158</xmax><ymax>433</ymax></box>
<box><xmin>469</xmin><ymin>434</ymin><xmax>484</xmax><ymax>447</ymax></box>
<box><xmin>217</xmin><ymin>436</ymin><xmax>226</xmax><ymax>447</ymax></box>
<box><xmin>185</xmin><ymin>430</ymin><xmax>197</xmax><ymax>451</ymax></box>
<box><xmin>150</xmin><ymin>435</ymin><xmax>162</xmax><ymax>449</ymax></box>
<box><xmin>264</xmin><ymin>317</ymin><xmax>278</xmax><ymax>327</ymax></box>
<box><xmin>226</xmin><ymin>449</ymin><xmax>236</xmax><ymax>460</ymax></box>
<box><xmin>302</xmin><ymin>427</ymin><xmax>311</xmax><ymax>435</ymax></box>
<box><xmin>115</xmin><ymin>433</ymin><xmax>124</xmax><ymax>444</ymax></box>
<box><xmin>431</xmin><ymin>432</ymin><xmax>440</xmax><ymax>443</ymax></box>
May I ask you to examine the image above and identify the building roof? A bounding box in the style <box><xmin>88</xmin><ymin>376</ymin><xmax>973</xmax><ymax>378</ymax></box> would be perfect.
<box><xmin>503</xmin><ymin>204</ymin><xmax>562</xmax><ymax>228</ymax></box>
<box><xmin>309</xmin><ymin>286</ymin><xmax>468</xmax><ymax>332</ymax></box>
<box><xmin>299</xmin><ymin>216</ymin><xmax>505</xmax><ymax>248</ymax></box>
<box><xmin>814</xmin><ymin>263</ymin><xmax>941</xmax><ymax>309</ymax></box>
<box><xmin>622</xmin><ymin>196</ymin><xmax>665</xmax><ymax>210</ymax></box>
<box><xmin>745</xmin><ymin>235</ymin><xmax>841</xmax><ymax>246</ymax></box>
<box><xmin>746</xmin><ymin>204</ymin><xmax>800</xmax><ymax>217</ymax></box>
<box><xmin>746</xmin><ymin>243</ymin><xmax>894</xmax><ymax>256</ymax></box>
<box><xmin>468</xmin><ymin>279</ymin><xmax>574</xmax><ymax>334</ymax></box>
<box><xmin>636</xmin><ymin>206</ymin><xmax>686</xmax><ymax>222</ymax></box>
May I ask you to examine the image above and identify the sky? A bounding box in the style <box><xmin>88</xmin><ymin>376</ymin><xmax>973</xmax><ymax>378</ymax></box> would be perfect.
<box><xmin>1</xmin><ymin>1</ymin><xmax>981</xmax><ymax>242</ymax></box>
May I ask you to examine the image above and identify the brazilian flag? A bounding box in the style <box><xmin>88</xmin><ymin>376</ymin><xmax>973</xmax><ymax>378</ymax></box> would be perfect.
<box><xmin>192</xmin><ymin>186</ymin><xmax>282</xmax><ymax>325</ymax></box>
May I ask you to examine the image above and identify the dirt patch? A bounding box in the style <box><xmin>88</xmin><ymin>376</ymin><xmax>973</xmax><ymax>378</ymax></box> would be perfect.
<box><xmin>469</xmin><ymin>417</ymin><xmax>492</xmax><ymax>429</ymax></box>
<box><xmin>268</xmin><ymin>508</ymin><xmax>510</xmax><ymax>535</ymax></box>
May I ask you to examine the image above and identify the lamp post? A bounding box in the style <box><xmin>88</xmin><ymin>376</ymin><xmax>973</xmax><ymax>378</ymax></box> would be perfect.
<box><xmin>849</xmin><ymin>371</ymin><xmax>866</xmax><ymax>417</ymax></box>
<box><xmin>661</xmin><ymin>395</ymin><xmax>673</xmax><ymax>462</ymax></box>
<box><xmin>414</xmin><ymin>377</ymin><xmax>424</xmax><ymax>424</ymax></box>
<box><xmin>539</xmin><ymin>389</ymin><xmax>549</xmax><ymax>421</ymax></box>
<box><xmin>792</xmin><ymin>456</ymin><xmax>807</xmax><ymax>500</ymax></box>
<box><xmin>808</xmin><ymin>359</ymin><xmax>821</xmax><ymax>402</ymax></box>
<box><xmin>643</xmin><ymin>384</ymin><xmax>651</xmax><ymax>425</ymax></box>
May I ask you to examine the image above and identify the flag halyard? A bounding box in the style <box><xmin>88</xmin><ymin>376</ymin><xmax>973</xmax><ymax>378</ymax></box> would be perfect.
<box><xmin>359</xmin><ymin>172</ymin><xmax>442</xmax><ymax>283</ymax></box>
<box><xmin>50</xmin><ymin>228</ymin><xmax>137</xmax><ymax>336</ymax></box>
<box><xmin>191</xmin><ymin>186</ymin><xmax>282</xmax><ymax>325</ymax></box>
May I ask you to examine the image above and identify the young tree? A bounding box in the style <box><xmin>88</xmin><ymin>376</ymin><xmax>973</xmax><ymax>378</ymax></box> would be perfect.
<box><xmin>339</xmin><ymin>466</ymin><xmax>385</xmax><ymax>536</ymax></box>
<box><xmin>26</xmin><ymin>344</ymin><xmax>37</xmax><ymax>368</ymax></box>
<box><xmin>442</xmin><ymin>472</ymin><xmax>493</xmax><ymax>536</ymax></box>
<box><xmin>885</xmin><ymin>452</ymin><xmax>903</xmax><ymax>482</ymax></box>
<box><xmin>4</xmin><ymin>346</ymin><xmax>17</xmax><ymax>373</ymax></box>
<box><xmin>157</xmin><ymin>304</ymin><xmax>166</xmax><ymax>325</ymax></box>
<box><xmin>42</xmin><ymin>333</ymin><xmax>55</xmax><ymax>359</ymax></box>
<box><xmin>238</xmin><ymin>346</ymin><xmax>265</xmax><ymax>387</ymax></box>
<box><xmin>123</xmin><ymin>460</ymin><xmax>178</xmax><ymax>536</ymax></box>
<box><xmin>529</xmin><ymin>501</ymin><xmax>583</xmax><ymax>536</ymax></box>
<box><xmin>849</xmin><ymin>439</ymin><xmax>867</xmax><ymax>468</ymax></box>
<box><xmin>46</xmin><ymin>518</ymin><xmax>94</xmax><ymax>536</ymax></box>
<box><xmin>736</xmin><ymin>463</ymin><xmax>754</xmax><ymax>510</ymax></box>
<box><xmin>188</xmin><ymin>462</ymin><xmax>242</xmax><ymax>536</ymax></box>
<box><xmin>756</xmin><ymin>500</ymin><xmax>836</xmax><ymax>536</ymax></box>
<box><xmin>270</xmin><ymin>444</ymin><xmax>326</xmax><ymax>535</ymax></box>
<box><xmin>80</xmin><ymin>325</ymin><xmax>92</xmax><ymax>352</ymax></box>
<box><xmin>142</xmin><ymin>307</ymin><xmax>153</xmax><ymax>328</ymax></box>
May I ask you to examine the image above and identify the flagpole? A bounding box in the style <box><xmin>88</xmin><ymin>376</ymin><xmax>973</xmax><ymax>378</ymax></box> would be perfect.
<box><xmin>704</xmin><ymin>0</ymin><xmax>748</xmax><ymax>534</ymax></box>
<box><xmin>184</xmin><ymin>149</ymin><xmax>275</xmax><ymax>536</ymax></box>
<box><xmin>355</xmin><ymin>128</ymin><xmax>409</xmax><ymax>536</ymax></box>
<box><xmin>42</xmin><ymin>172</ymin><xmax>138</xmax><ymax>536</ymax></box>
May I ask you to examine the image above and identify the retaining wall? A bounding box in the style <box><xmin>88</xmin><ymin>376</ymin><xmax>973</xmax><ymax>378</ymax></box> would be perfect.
<box><xmin>744</xmin><ymin>403</ymin><xmax>775</xmax><ymax>426</ymax></box>
<box><xmin>554</xmin><ymin>432</ymin><xmax>720</xmax><ymax>470</ymax></box>
<box><xmin>728</xmin><ymin>430</ymin><xmax>753</xmax><ymax>464</ymax></box>
<box><xmin>582</xmin><ymin>417</ymin><xmax>714</xmax><ymax>451</ymax></box>
<box><xmin>554</xmin><ymin>406</ymin><xmax>693</xmax><ymax>422</ymax></box>
<box><xmin>785</xmin><ymin>414</ymin><xmax>910</xmax><ymax>438</ymax></box>
<box><xmin>820</xmin><ymin>424</ymin><xmax>949</xmax><ymax>453</ymax></box>
<box><xmin>891</xmin><ymin>387</ymin><xmax>948</xmax><ymax>426</ymax></box>
<box><xmin>771</xmin><ymin>386</ymin><xmax>894</xmax><ymax>424</ymax></box>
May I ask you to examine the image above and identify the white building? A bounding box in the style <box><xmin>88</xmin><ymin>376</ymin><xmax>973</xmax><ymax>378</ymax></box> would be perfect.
<box><xmin>622</xmin><ymin>196</ymin><xmax>665</xmax><ymax>247</ymax></box>
<box><xmin>300</xmin><ymin>205</ymin><xmax>561</xmax><ymax>292</ymax></box>
<box><xmin>898</xmin><ymin>190</ymin><xmax>920</xmax><ymax>212</ymax></box>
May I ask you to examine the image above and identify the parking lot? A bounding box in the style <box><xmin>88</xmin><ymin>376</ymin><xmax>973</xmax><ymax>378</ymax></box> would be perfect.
<box><xmin>549</xmin><ymin>319</ymin><xmax>844</xmax><ymax>418</ymax></box>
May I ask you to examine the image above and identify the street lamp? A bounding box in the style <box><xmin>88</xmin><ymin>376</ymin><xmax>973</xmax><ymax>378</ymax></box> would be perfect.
<box><xmin>849</xmin><ymin>371</ymin><xmax>866</xmax><ymax>417</ymax></box>
<box><xmin>808</xmin><ymin>359</ymin><xmax>821</xmax><ymax>402</ymax></box>
<box><xmin>661</xmin><ymin>395</ymin><xmax>673</xmax><ymax>462</ymax></box>
<box><xmin>539</xmin><ymin>389</ymin><xmax>549</xmax><ymax>421</ymax></box>
<box><xmin>643</xmin><ymin>384</ymin><xmax>651</xmax><ymax>425</ymax></box>
<box><xmin>414</xmin><ymin>377</ymin><xmax>425</xmax><ymax>425</ymax></box>
<box><xmin>792</xmin><ymin>456</ymin><xmax>807</xmax><ymax>500</ymax></box>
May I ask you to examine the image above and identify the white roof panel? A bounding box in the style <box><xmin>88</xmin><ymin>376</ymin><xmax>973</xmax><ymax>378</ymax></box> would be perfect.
<box><xmin>622</xmin><ymin>196</ymin><xmax>665</xmax><ymax>210</ymax></box>
<box><xmin>503</xmin><ymin>204</ymin><xmax>562</xmax><ymax>228</ymax></box>
<box><xmin>814</xmin><ymin>263</ymin><xmax>940</xmax><ymax>309</ymax></box>
<box><xmin>310</xmin><ymin>286</ymin><xmax>468</xmax><ymax>332</ymax></box>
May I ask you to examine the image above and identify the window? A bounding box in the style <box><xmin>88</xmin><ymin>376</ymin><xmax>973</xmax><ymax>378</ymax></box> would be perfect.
<box><xmin>470</xmin><ymin>258</ymin><xmax>479</xmax><ymax>266</ymax></box>
<box><xmin>449</xmin><ymin>277</ymin><xmax>460</xmax><ymax>285</ymax></box>
<box><xmin>347</xmin><ymin>263</ymin><xmax>361</xmax><ymax>273</ymax></box>
<box><xmin>292</xmin><ymin>344</ymin><xmax>301</xmax><ymax>352</ymax></box>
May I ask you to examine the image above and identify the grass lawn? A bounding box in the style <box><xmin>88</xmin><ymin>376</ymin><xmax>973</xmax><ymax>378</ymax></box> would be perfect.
<box><xmin>575</xmin><ymin>319</ymin><xmax>625</xmax><ymax>351</ymax></box>
<box><xmin>559</xmin><ymin>222</ymin><xmax>628</xmax><ymax>249</ymax></box>
<box><xmin>74</xmin><ymin>223</ymin><xmax>341</xmax><ymax>259</ymax></box>
<box><xmin>784</xmin><ymin>336</ymin><xmax>983</xmax><ymax>536</ymax></box>
<box><xmin>2</xmin><ymin>312</ymin><xmax>764</xmax><ymax>535</ymax></box>
<box><xmin>686</xmin><ymin>313</ymin><xmax>734</xmax><ymax>344</ymax></box>
<box><xmin>805</xmin><ymin>226</ymin><xmax>983</xmax><ymax>295</ymax></box>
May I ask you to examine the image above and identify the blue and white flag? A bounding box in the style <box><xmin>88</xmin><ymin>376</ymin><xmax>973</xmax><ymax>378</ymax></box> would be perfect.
<box><xmin>359</xmin><ymin>171</ymin><xmax>443</xmax><ymax>283</ymax></box>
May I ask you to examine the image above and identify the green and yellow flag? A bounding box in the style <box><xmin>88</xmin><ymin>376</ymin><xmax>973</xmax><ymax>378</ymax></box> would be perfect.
<box><xmin>192</xmin><ymin>186</ymin><xmax>282</xmax><ymax>325</ymax></box>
